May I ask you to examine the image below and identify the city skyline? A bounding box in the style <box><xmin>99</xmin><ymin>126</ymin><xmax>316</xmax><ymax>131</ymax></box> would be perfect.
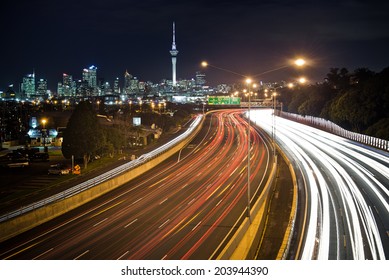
<box><xmin>1</xmin><ymin>0</ymin><xmax>389</xmax><ymax>90</ymax></box>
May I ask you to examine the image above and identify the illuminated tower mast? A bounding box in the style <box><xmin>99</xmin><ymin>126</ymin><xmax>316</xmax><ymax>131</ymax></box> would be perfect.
<box><xmin>169</xmin><ymin>22</ymin><xmax>179</xmax><ymax>87</ymax></box>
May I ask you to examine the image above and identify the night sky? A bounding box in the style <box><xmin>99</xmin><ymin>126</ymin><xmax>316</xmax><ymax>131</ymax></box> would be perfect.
<box><xmin>1</xmin><ymin>0</ymin><xmax>389</xmax><ymax>90</ymax></box>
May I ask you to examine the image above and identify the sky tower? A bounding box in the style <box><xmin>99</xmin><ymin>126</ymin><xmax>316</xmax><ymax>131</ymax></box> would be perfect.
<box><xmin>169</xmin><ymin>22</ymin><xmax>179</xmax><ymax>87</ymax></box>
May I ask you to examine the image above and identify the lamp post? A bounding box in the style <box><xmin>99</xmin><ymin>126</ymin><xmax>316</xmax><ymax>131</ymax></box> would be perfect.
<box><xmin>245</xmin><ymin>78</ymin><xmax>257</xmax><ymax>221</ymax></box>
<box><xmin>201</xmin><ymin>58</ymin><xmax>306</xmax><ymax>223</ymax></box>
<box><xmin>41</xmin><ymin>118</ymin><xmax>47</xmax><ymax>152</ymax></box>
<box><xmin>272</xmin><ymin>90</ymin><xmax>277</xmax><ymax>159</ymax></box>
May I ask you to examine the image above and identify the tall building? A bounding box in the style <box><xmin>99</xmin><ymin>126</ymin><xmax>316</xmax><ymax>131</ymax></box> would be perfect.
<box><xmin>124</xmin><ymin>70</ymin><xmax>133</xmax><ymax>95</ymax></box>
<box><xmin>82</xmin><ymin>65</ymin><xmax>98</xmax><ymax>89</ymax></box>
<box><xmin>82</xmin><ymin>68</ymin><xmax>89</xmax><ymax>83</ymax></box>
<box><xmin>57</xmin><ymin>82</ymin><xmax>63</xmax><ymax>96</ymax></box>
<box><xmin>169</xmin><ymin>22</ymin><xmax>179</xmax><ymax>87</ymax></box>
<box><xmin>195</xmin><ymin>71</ymin><xmax>206</xmax><ymax>87</ymax></box>
<box><xmin>88</xmin><ymin>65</ymin><xmax>97</xmax><ymax>89</ymax></box>
<box><xmin>37</xmin><ymin>78</ymin><xmax>47</xmax><ymax>97</ymax></box>
<box><xmin>21</xmin><ymin>72</ymin><xmax>35</xmax><ymax>98</ymax></box>
<box><xmin>63</xmin><ymin>73</ymin><xmax>73</xmax><ymax>96</ymax></box>
<box><xmin>114</xmin><ymin>77</ymin><xmax>120</xmax><ymax>94</ymax></box>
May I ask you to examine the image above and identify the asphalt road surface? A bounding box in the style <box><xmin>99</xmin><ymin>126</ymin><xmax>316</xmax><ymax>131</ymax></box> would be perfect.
<box><xmin>0</xmin><ymin>110</ymin><xmax>273</xmax><ymax>260</ymax></box>
<box><xmin>251</xmin><ymin>109</ymin><xmax>389</xmax><ymax>260</ymax></box>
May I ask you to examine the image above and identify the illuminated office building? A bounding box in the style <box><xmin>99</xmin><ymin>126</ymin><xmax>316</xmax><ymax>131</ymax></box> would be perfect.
<box><xmin>82</xmin><ymin>65</ymin><xmax>98</xmax><ymax>94</ymax></box>
<box><xmin>37</xmin><ymin>78</ymin><xmax>47</xmax><ymax>97</ymax></box>
<box><xmin>63</xmin><ymin>73</ymin><xmax>73</xmax><ymax>96</ymax></box>
<box><xmin>114</xmin><ymin>77</ymin><xmax>120</xmax><ymax>94</ymax></box>
<box><xmin>21</xmin><ymin>72</ymin><xmax>35</xmax><ymax>98</ymax></box>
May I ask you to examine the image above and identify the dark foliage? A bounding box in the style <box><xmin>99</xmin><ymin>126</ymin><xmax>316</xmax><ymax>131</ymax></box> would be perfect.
<box><xmin>280</xmin><ymin>67</ymin><xmax>389</xmax><ymax>140</ymax></box>
<box><xmin>62</xmin><ymin>101</ymin><xmax>105</xmax><ymax>168</ymax></box>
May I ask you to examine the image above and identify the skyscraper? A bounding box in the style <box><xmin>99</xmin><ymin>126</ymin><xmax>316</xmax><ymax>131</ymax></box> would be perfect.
<box><xmin>88</xmin><ymin>65</ymin><xmax>97</xmax><ymax>89</ymax></box>
<box><xmin>124</xmin><ymin>70</ymin><xmax>133</xmax><ymax>95</ymax></box>
<box><xmin>195</xmin><ymin>71</ymin><xmax>206</xmax><ymax>87</ymax></box>
<box><xmin>21</xmin><ymin>72</ymin><xmax>35</xmax><ymax>99</ymax></box>
<box><xmin>169</xmin><ymin>22</ymin><xmax>179</xmax><ymax>87</ymax></box>
<box><xmin>37</xmin><ymin>78</ymin><xmax>47</xmax><ymax>97</ymax></box>
<box><xmin>82</xmin><ymin>65</ymin><xmax>98</xmax><ymax>95</ymax></box>
<box><xmin>63</xmin><ymin>73</ymin><xmax>73</xmax><ymax>96</ymax></box>
<box><xmin>114</xmin><ymin>77</ymin><xmax>120</xmax><ymax>94</ymax></box>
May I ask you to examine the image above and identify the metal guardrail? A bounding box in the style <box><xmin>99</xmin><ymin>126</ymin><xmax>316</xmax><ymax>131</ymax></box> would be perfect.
<box><xmin>0</xmin><ymin>115</ymin><xmax>203</xmax><ymax>223</ymax></box>
<box><xmin>280</xmin><ymin>111</ymin><xmax>389</xmax><ymax>151</ymax></box>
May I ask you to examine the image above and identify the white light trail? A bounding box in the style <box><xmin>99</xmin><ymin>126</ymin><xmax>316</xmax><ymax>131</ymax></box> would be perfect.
<box><xmin>250</xmin><ymin>109</ymin><xmax>389</xmax><ymax>260</ymax></box>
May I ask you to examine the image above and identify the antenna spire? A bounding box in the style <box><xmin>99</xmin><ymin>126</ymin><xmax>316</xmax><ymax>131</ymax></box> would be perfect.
<box><xmin>172</xmin><ymin>21</ymin><xmax>177</xmax><ymax>50</ymax></box>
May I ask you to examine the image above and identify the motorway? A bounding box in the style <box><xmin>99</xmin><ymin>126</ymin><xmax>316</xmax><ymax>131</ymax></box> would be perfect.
<box><xmin>251</xmin><ymin>109</ymin><xmax>389</xmax><ymax>260</ymax></box>
<box><xmin>0</xmin><ymin>110</ymin><xmax>273</xmax><ymax>260</ymax></box>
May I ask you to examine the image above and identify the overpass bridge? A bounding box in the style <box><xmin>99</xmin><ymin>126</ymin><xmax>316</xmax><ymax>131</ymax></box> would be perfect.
<box><xmin>240</xmin><ymin>100</ymin><xmax>280</xmax><ymax>108</ymax></box>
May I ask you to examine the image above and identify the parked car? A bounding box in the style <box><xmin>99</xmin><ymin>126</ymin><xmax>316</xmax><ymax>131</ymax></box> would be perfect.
<box><xmin>30</xmin><ymin>152</ymin><xmax>49</xmax><ymax>162</ymax></box>
<box><xmin>6</xmin><ymin>158</ymin><xmax>30</xmax><ymax>168</ymax></box>
<box><xmin>48</xmin><ymin>164</ymin><xmax>70</xmax><ymax>175</ymax></box>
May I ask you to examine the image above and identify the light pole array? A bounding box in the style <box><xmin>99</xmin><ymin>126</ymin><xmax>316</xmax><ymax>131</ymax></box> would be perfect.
<box><xmin>201</xmin><ymin>58</ymin><xmax>306</xmax><ymax>223</ymax></box>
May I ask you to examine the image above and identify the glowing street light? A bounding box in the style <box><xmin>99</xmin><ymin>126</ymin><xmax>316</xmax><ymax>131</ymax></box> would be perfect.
<box><xmin>294</xmin><ymin>58</ymin><xmax>306</xmax><ymax>67</ymax></box>
<box><xmin>200</xmin><ymin>57</ymin><xmax>307</xmax><ymax>223</ymax></box>
<box><xmin>41</xmin><ymin>118</ymin><xmax>47</xmax><ymax>150</ymax></box>
<box><xmin>41</xmin><ymin>118</ymin><xmax>47</xmax><ymax>129</ymax></box>
<box><xmin>298</xmin><ymin>77</ymin><xmax>307</xmax><ymax>84</ymax></box>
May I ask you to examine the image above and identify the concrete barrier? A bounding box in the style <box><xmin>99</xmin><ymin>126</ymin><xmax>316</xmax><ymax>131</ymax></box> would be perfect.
<box><xmin>217</xmin><ymin>159</ymin><xmax>277</xmax><ymax>259</ymax></box>
<box><xmin>216</xmin><ymin>132</ymin><xmax>298</xmax><ymax>260</ymax></box>
<box><xmin>0</xmin><ymin>117</ymin><xmax>203</xmax><ymax>243</ymax></box>
<box><xmin>275</xmin><ymin>147</ymin><xmax>298</xmax><ymax>259</ymax></box>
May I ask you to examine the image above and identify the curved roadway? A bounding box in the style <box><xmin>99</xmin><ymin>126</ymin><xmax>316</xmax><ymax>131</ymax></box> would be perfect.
<box><xmin>251</xmin><ymin>109</ymin><xmax>389</xmax><ymax>260</ymax></box>
<box><xmin>0</xmin><ymin>110</ymin><xmax>272</xmax><ymax>260</ymax></box>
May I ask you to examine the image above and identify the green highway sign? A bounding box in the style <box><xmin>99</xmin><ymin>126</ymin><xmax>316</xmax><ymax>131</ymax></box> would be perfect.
<box><xmin>208</xmin><ymin>96</ymin><xmax>241</xmax><ymax>105</ymax></box>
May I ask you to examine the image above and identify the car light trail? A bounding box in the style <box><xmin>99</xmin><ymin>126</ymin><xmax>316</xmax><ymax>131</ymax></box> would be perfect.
<box><xmin>250</xmin><ymin>109</ymin><xmax>389</xmax><ymax>260</ymax></box>
<box><xmin>0</xmin><ymin>110</ymin><xmax>273</xmax><ymax>260</ymax></box>
<box><xmin>0</xmin><ymin>115</ymin><xmax>203</xmax><ymax>223</ymax></box>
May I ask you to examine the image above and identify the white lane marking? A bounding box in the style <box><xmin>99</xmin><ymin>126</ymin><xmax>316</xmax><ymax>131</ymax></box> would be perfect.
<box><xmin>131</xmin><ymin>197</ymin><xmax>143</xmax><ymax>205</ymax></box>
<box><xmin>93</xmin><ymin>217</ymin><xmax>108</xmax><ymax>227</ymax></box>
<box><xmin>124</xmin><ymin>219</ymin><xmax>138</xmax><ymax>228</ymax></box>
<box><xmin>159</xmin><ymin>219</ymin><xmax>170</xmax><ymax>229</ymax></box>
<box><xmin>216</xmin><ymin>199</ymin><xmax>223</xmax><ymax>207</ymax></box>
<box><xmin>188</xmin><ymin>198</ymin><xmax>195</xmax><ymax>205</ymax></box>
<box><xmin>74</xmin><ymin>250</ymin><xmax>89</xmax><ymax>260</ymax></box>
<box><xmin>192</xmin><ymin>221</ymin><xmax>202</xmax><ymax>231</ymax></box>
<box><xmin>159</xmin><ymin>198</ymin><xmax>168</xmax><ymax>205</ymax></box>
<box><xmin>117</xmin><ymin>251</ymin><xmax>129</xmax><ymax>260</ymax></box>
<box><xmin>32</xmin><ymin>248</ymin><xmax>54</xmax><ymax>260</ymax></box>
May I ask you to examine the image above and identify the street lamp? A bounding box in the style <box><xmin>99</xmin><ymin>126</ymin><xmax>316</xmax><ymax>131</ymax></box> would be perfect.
<box><xmin>201</xmin><ymin>61</ymin><xmax>246</xmax><ymax>77</ymax></box>
<box><xmin>245</xmin><ymin>77</ymin><xmax>254</xmax><ymax>221</ymax></box>
<box><xmin>41</xmin><ymin>118</ymin><xmax>47</xmax><ymax>151</ymax></box>
<box><xmin>201</xmin><ymin>58</ymin><xmax>306</xmax><ymax>223</ymax></box>
<box><xmin>298</xmin><ymin>76</ymin><xmax>307</xmax><ymax>84</ymax></box>
<box><xmin>294</xmin><ymin>58</ymin><xmax>306</xmax><ymax>67</ymax></box>
<box><xmin>41</xmin><ymin>118</ymin><xmax>47</xmax><ymax>129</ymax></box>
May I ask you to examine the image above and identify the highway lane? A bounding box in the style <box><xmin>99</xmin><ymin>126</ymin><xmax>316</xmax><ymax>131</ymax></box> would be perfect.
<box><xmin>251</xmin><ymin>109</ymin><xmax>389</xmax><ymax>260</ymax></box>
<box><xmin>0</xmin><ymin>110</ymin><xmax>273</xmax><ymax>260</ymax></box>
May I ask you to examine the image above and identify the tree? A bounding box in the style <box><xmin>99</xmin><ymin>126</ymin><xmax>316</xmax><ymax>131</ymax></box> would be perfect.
<box><xmin>365</xmin><ymin>118</ymin><xmax>389</xmax><ymax>140</ymax></box>
<box><xmin>328</xmin><ymin>89</ymin><xmax>373</xmax><ymax>132</ymax></box>
<box><xmin>62</xmin><ymin>101</ymin><xmax>104</xmax><ymax>169</ymax></box>
<box><xmin>104</xmin><ymin>126</ymin><xmax>125</xmax><ymax>156</ymax></box>
<box><xmin>325</xmin><ymin>67</ymin><xmax>350</xmax><ymax>90</ymax></box>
